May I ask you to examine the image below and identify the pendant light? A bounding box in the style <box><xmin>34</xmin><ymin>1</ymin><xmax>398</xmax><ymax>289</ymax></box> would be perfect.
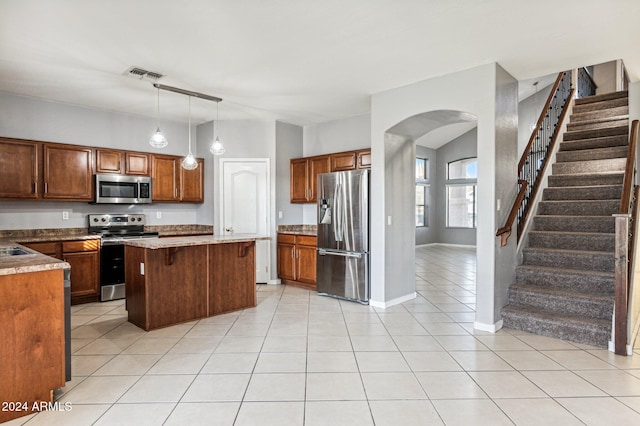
<box><xmin>149</xmin><ymin>87</ymin><xmax>168</xmax><ymax>148</ymax></box>
<box><xmin>209</xmin><ymin>101</ymin><xmax>225</xmax><ymax>155</ymax></box>
<box><xmin>181</xmin><ymin>96</ymin><xmax>198</xmax><ymax>170</ymax></box>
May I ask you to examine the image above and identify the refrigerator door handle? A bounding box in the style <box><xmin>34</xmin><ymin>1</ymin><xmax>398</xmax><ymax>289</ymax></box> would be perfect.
<box><xmin>318</xmin><ymin>249</ymin><xmax>362</xmax><ymax>259</ymax></box>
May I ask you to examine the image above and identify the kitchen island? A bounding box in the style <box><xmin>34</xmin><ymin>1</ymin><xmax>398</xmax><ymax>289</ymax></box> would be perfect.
<box><xmin>124</xmin><ymin>234</ymin><xmax>266</xmax><ymax>331</ymax></box>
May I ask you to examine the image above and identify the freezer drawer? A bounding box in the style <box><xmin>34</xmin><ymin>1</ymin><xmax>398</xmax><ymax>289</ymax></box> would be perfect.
<box><xmin>316</xmin><ymin>249</ymin><xmax>369</xmax><ymax>304</ymax></box>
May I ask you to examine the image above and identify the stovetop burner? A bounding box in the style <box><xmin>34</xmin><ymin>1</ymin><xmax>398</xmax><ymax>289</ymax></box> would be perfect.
<box><xmin>88</xmin><ymin>214</ymin><xmax>157</xmax><ymax>243</ymax></box>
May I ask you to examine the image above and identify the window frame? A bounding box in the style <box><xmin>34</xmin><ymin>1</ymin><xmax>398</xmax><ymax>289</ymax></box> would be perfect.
<box><xmin>445</xmin><ymin>157</ymin><xmax>477</xmax><ymax>229</ymax></box>
<box><xmin>415</xmin><ymin>157</ymin><xmax>429</xmax><ymax>228</ymax></box>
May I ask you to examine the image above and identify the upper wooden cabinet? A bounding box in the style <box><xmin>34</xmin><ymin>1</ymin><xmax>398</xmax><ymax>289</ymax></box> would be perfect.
<box><xmin>125</xmin><ymin>152</ymin><xmax>150</xmax><ymax>176</ymax></box>
<box><xmin>0</xmin><ymin>138</ymin><xmax>40</xmax><ymax>199</ymax></box>
<box><xmin>96</xmin><ymin>149</ymin><xmax>150</xmax><ymax>176</ymax></box>
<box><xmin>290</xmin><ymin>155</ymin><xmax>330</xmax><ymax>203</ymax></box>
<box><xmin>291</xmin><ymin>149</ymin><xmax>370</xmax><ymax>203</ymax></box>
<box><xmin>43</xmin><ymin>143</ymin><xmax>93</xmax><ymax>201</ymax></box>
<box><xmin>152</xmin><ymin>154</ymin><xmax>204</xmax><ymax>203</ymax></box>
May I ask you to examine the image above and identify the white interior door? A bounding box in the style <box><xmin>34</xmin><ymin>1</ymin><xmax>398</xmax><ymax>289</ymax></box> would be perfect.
<box><xmin>220</xmin><ymin>159</ymin><xmax>270</xmax><ymax>283</ymax></box>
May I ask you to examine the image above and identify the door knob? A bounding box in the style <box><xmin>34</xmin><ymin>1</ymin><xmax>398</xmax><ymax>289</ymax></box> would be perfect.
<box><xmin>225</xmin><ymin>227</ymin><xmax>234</xmax><ymax>233</ymax></box>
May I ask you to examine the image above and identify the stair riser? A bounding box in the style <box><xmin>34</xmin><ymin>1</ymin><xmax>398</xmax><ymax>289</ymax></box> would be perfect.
<box><xmin>563</xmin><ymin>126</ymin><xmax>628</xmax><ymax>141</ymax></box>
<box><xmin>537</xmin><ymin>201</ymin><xmax>619</xmax><ymax>216</ymax></box>
<box><xmin>542</xmin><ymin>186</ymin><xmax>622</xmax><ymax>201</ymax></box>
<box><xmin>548</xmin><ymin>174</ymin><xmax>624</xmax><ymax>187</ymax></box>
<box><xmin>559</xmin><ymin>135</ymin><xmax>628</xmax><ymax>151</ymax></box>
<box><xmin>552</xmin><ymin>158</ymin><xmax>626</xmax><ymax>175</ymax></box>
<box><xmin>533</xmin><ymin>216</ymin><xmax>615</xmax><ymax>233</ymax></box>
<box><xmin>570</xmin><ymin>106</ymin><xmax>629</xmax><ymax>122</ymax></box>
<box><xmin>573</xmin><ymin>97</ymin><xmax>628</xmax><ymax>114</ymax></box>
<box><xmin>516</xmin><ymin>268</ymin><xmax>614</xmax><ymax>293</ymax></box>
<box><xmin>556</xmin><ymin>147</ymin><xmax>628</xmax><ymax>163</ymax></box>
<box><xmin>509</xmin><ymin>289</ymin><xmax>613</xmax><ymax>320</ymax></box>
<box><xmin>502</xmin><ymin>311</ymin><xmax>610</xmax><ymax>347</ymax></box>
<box><xmin>523</xmin><ymin>250</ymin><xmax>614</xmax><ymax>273</ymax></box>
<box><xmin>567</xmin><ymin>119</ymin><xmax>628</xmax><ymax>132</ymax></box>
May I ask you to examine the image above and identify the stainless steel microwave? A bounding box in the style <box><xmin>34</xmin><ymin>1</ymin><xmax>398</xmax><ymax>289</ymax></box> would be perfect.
<box><xmin>95</xmin><ymin>174</ymin><xmax>152</xmax><ymax>204</ymax></box>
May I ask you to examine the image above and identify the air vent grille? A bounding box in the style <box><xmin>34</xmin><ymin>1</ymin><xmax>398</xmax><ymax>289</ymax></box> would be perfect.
<box><xmin>123</xmin><ymin>66</ymin><xmax>164</xmax><ymax>81</ymax></box>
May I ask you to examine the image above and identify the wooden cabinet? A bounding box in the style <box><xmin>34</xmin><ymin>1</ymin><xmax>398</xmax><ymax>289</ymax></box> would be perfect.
<box><xmin>152</xmin><ymin>154</ymin><xmax>204</xmax><ymax>203</ymax></box>
<box><xmin>181</xmin><ymin>158</ymin><xmax>205</xmax><ymax>202</ymax></box>
<box><xmin>43</xmin><ymin>143</ymin><xmax>93</xmax><ymax>200</ymax></box>
<box><xmin>290</xmin><ymin>155</ymin><xmax>330</xmax><ymax>203</ymax></box>
<box><xmin>23</xmin><ymin>239</ymin><xmax>100</xmax><ymax>305</ymax></box>
<box><xmin>125</xmin><ymin>152</ymin><xmax>150</xmax><ymax>176</ymax></box>
<box><xmin>0</xmin><ymin>269</ymin><xmax>65</xmax><ymax>423</ymax></box>
<box><xmin>290</xmin><ymin>149</ymin><xmax>370</xmax><ymax>203</ymax></box>
<box><xmin>331</xmin><ymin>151</ymin><xmax>357</xmax><ymax>171</ymax></box>
<box><xmin>357</xmin><ymin>149</ymin><xmax>371</xmax><ymax>169</ymax></box>
<box><xmin>210</xmin><ymin>242</ymin><xmax>256</xmax><ymax>315</ymax></box>
<box><xmin>96</xmin><ymin>149</ymin><xmax>150</xmax><ymax>176</ymax></box>
<box><xmin>277</xmin><ymin>233</ymin><xmax>317</xmax><ymax>290</ymax></box>
<box><xmin>0</xmin><ymin>138</ymin><xmax>40</xmax><ymax>199</ymax></box>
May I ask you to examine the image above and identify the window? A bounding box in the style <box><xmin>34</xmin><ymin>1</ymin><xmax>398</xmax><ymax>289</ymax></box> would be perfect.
<box><xmin>416</xmin><ymin>158</ymin><xmax>429</xmax><ymax>227</ymax></box>
<box><xmin>446</xmin><ymin>158</ymin><xmax>477</xmax><ymax>228</ymax></box>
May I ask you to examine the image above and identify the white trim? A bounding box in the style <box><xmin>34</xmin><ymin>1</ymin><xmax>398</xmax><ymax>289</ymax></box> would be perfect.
<box><xmin>267</xmin><ymin>279</ymin><xmax>281</xmax><ymax>285</ymax></box>
<box><xmin>474</xmin><ymin>319</ymin><xmax>503</xmax><ymax>333</ymax></box>
<box><xmin>415</xmin><ymin>243</ymin><xmax>477</xmax><ymax>249</ymax></box>
<box><xmin>369</xmin><ymin>292</ymin><xmax>416</xmax><ymax>309</ymax></box>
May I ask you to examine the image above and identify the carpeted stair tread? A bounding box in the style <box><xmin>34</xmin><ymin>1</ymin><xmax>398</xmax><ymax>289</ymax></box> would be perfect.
<box><xmin>566</xmin><ymin>117</ymin><xmax>628</xmax><ymax>132</ymax></box>
<box><xmin>559</xmin><ymin>135</ymin><xmax>628</xmax><ymax>152</ymax></box>
<box><xmin>555</xmin><ymin>146</ymin><xmax>628</xmax><ymax>163</ymax></box>
<box><xmin>547</xmin><ymin>172</ymin><xmax>624</xmax><ymax>187</ymax></box>
<box><xmin>533</xmin><ymin>215</ymin><xmax>614</xmax><ymax>233</ymax></box>
<box><xmin>537</xmin><ymin>199</ymin><xmax>619</xmax><ymax>216</ymax></box>
<box><xmin>570</xmin><ymin>106</ymin><xmax>629</xmax><ymax>123</ymax></box>
<box><xmin>522</xmin><ymin>247</ymin><xmax>614</xmax><ymax>272</ymax></box>
<box><xmin>502</xmin><ymin>304</ymin><xmax>611</xmax><ymax>347</ymax></box>
<box><xmin>552</xmin><ymin>158</ymin><xmax>625</xmax><ymax>175</ymax></box>
<box><xmin>528</xmin><ymin>230</ymin><xmax>614</xmax><ymax>251</ymax></box>
<box><xmin>516</xmin><ymin>264</ymin><xmax>614</xmax><ymax>294</ymax></box>
<box><xmin>508</xmin><ymin>284</ymin><xmax>613</xmax><ymax>319</ymax></box>
<box><xmin>574</xmin><ymin>90</ymin><xmax>628</xmax><ymax>105</ymax></box>
<box><xmin>563</xmin><ymin>125</ymin><xmax>628</xmax><ymax>141</ymax></box>
<box><xmin>542</xmin><ymin>185</ymin><xmax>622</xmax><ymax>201</ymax></box>
<box><xmin>573</xmin><ymin>97</ymin><xmax>628</xmax><ymax>114</ymax></box>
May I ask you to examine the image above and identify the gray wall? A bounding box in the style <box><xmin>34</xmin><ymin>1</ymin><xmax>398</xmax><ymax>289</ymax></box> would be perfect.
<box><xmin>0</xmin><ymin>91</ymin><xmax>198</xmax><ymax>229</ymax></box>
<box><xmin>276</xmin><ymin>122</ymin><xmax>304</xmax><ymax>225</ymax></box>
<box><xmin>434</xmin><ymin>128</ymin><xmax>478</xmax><ymax>246</ymax></box>
<box><xmin>593</xmin><ymin>61</ymin><xmax>617</xmax><ymax>95</ymax></box>
<box><xmin>518</xmin><ymin>83</ymin><xmax>553</xmax><ymax>156</ymax></box>
<box><xmin>415</xmin><ymin>144</ymin><xmax>436</xmax><ymax>245</ymax></box>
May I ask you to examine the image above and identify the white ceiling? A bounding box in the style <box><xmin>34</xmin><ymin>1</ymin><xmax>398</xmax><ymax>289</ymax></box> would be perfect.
<box><xmin>1</xmin><ymin>0</ymin><xmax>638</xmax><ymax>127</ymax></box>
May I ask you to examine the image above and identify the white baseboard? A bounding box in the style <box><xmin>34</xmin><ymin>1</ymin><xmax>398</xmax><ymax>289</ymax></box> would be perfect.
<box><xmin>474</xmin><ymin>319</ymin><xmax>503</xmax><ymax>333</ymax></box>
<box><xmin>370</xmin><ymin>292</ymin><xmax>416</xmax><ymax>309</ymax></box>
<box><xmin>415</xmin><ymin>243</ymin><xmax>477</xmax><ymax>249</ymax></box>
<box><xmin>266</xmin><ymin>279</ymin><xmax>281</xmax><ymax>285</ymax></box>
<box><xmin>607</xmin><ymin>340</ymin><xmax>634</xmax><ymax>356</ymax></box>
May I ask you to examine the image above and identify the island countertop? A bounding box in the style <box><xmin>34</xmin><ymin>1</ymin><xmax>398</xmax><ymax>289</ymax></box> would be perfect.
<box><xmin>122</xmin><ymin>234</ymin><xmax>269</xmax><ymax>249</ymax></box>
<box><xmin>0</xmin><ymin>240</ymin><xmax>70</xmax><ymax>276</ymax></box>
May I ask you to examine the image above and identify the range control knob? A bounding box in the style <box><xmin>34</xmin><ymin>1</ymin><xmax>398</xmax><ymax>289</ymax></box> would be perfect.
<box><xmin>130</xmin><ymin>217</ymin><xmax>135</xmax><ymax>222</ymax></box>
<box><xmin>101</xmin><ymin>218</ymin><xmax>107</xmax><ymax>222</ymax></box>
<box><xmin>93</xmin><ymin>218</ymin><xmax>99</xmax><ymax>222</ymax></box>
<box><xmin>137</xmin><ymin>217</ymin><xmax>142</xmax><ymax>222</ymax></box>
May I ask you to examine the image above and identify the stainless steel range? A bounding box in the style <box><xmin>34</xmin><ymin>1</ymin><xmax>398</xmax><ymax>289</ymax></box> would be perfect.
<box><xmin>88</xmin><ymin>214</ymin><xmax>158</xmax><ymax>301</ymax></box>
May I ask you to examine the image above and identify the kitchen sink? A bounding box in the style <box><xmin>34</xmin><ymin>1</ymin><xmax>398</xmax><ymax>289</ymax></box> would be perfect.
<box><xmin>0</xmin><ymin>246</ymin><xmax>33</xmax><ymax>257</ymax></box>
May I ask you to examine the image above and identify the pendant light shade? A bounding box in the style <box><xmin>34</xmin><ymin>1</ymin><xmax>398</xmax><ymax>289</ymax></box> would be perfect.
<box><xmin>209</xmin><ymin>101</ymin><xmax>225</xmax><ymax>155</ymax></box>
<box><xmin>149</xmin><ymin>87</ymin><xmax>168</xmax><ymax>149</ymax></box>
<box><xmin>181</xmin><ymin>96</ymin><xmax>198</xmax><ymax>170</ymax></box>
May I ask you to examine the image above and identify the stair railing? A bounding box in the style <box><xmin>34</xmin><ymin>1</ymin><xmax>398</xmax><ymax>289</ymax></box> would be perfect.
<box><xmin>614</xmin><ymin>119</ymin><xmax>639</xmax><ymax>355</ymax></box>
<box><xmin>497</xmin><ymin>71</ymin><xmax>573</xmax><ymax>246</ymax></box>
<box><xmin>577</xmin><ymin>67</ymin><xmax>597</xmax><ymax>98</ymax></box>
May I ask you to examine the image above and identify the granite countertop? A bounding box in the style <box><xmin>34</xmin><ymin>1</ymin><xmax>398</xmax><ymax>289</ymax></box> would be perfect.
<box><xmin>0</xmin><ymin>240</ymin><xmax>69</xmax><ymax>276</ymax></box>
<box><xmin>277</xmin><ymin>225</ymin><xmax>317</xmax><ymax>236</ymax></box>
<box><xmin>123</xmin><ymin>234</ymin><xmax>270</xmax><ymax>249</ymax></box>
<box><xmin>0</xmin><ymin>228</ymin><xmax>100</xmax><ymax>243</ymax></box>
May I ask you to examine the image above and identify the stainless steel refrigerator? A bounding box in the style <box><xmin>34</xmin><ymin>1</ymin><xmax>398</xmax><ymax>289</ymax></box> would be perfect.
<box><xmin>316</xmin><ymin>169</ymin><xmax>369</xmax><ymax>304</ymax></box>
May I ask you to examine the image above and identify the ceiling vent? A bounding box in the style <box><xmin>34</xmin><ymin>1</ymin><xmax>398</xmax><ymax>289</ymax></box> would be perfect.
<box><xmin>123</xmin><ymin>66</ymin><xmax>164</xmax><ymax>81</ymax></box>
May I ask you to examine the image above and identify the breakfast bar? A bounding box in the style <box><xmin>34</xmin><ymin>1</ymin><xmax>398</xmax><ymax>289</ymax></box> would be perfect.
<box><xmin>123</xmin><ymin>234</ymin><xmax>266</xmax><ymax>331</ymax></box>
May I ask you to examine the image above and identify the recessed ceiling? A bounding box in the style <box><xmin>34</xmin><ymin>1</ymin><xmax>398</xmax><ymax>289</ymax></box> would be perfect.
<box><xmin>1</xmin><ymin>0</ymin><xmax>638</xmax><ymax>126</ymax></box>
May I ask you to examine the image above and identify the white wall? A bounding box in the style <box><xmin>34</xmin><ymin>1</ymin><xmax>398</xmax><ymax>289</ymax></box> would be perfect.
<box><xmin>0</xmin><ymin>92</ymin><xmax>199</xmax><ymax>229</ymax></box>
<box><xmin>371</xmin><ymin>63</ymin><xmax>518</xmax><ymax>330</ymax></box>
<box><xmin>518</xmin><ymin>83</ymin><xmax>553</xmax><ymax>156</ymax></box>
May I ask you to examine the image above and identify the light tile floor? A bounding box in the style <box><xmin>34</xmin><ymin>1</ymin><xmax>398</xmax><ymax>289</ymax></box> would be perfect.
<box><xmin>9</xmin><ymin>245</ymin><xmax>640</xmax><ymax>425</ymax></box>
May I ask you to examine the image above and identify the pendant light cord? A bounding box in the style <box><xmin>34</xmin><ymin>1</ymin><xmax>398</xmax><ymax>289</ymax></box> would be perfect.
<box><xmin>188</xmin><ymin>96</ymin><xmax>192</xmax><ymax>153</ymax></box>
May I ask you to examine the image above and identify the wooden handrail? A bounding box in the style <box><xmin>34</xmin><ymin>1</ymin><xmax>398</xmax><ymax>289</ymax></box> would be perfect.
<box><xmin>496</xmin><ymin>180</ymin><xmax>528</xmax><ymax>246</ymax></box>
<box><xmin>620</xmin><ymin>120</ymin><xmax>639</xmax><ymax>214</ymax></box>
<box><xmin>518</xmin><ymin>72</ymin><xmax>565</xmax><ymax>174</ymax></box>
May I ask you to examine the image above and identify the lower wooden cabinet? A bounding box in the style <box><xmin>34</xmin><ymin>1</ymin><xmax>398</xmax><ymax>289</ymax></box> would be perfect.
<box><xmin>23</xmin><ymin>239</ymin><xmax>100</xmax><ymax>305</ymax></box>
<box><xmin>277</xmin><ymin>233</ymin><xmax>317</xmax><ymax>290</ymax></box>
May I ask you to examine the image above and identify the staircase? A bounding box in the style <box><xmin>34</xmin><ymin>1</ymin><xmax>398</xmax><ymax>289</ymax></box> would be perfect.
<box><xmin>502</xmin><ymin>91</ymin><xmax>629</xmax><ymax>347</ymax></box>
